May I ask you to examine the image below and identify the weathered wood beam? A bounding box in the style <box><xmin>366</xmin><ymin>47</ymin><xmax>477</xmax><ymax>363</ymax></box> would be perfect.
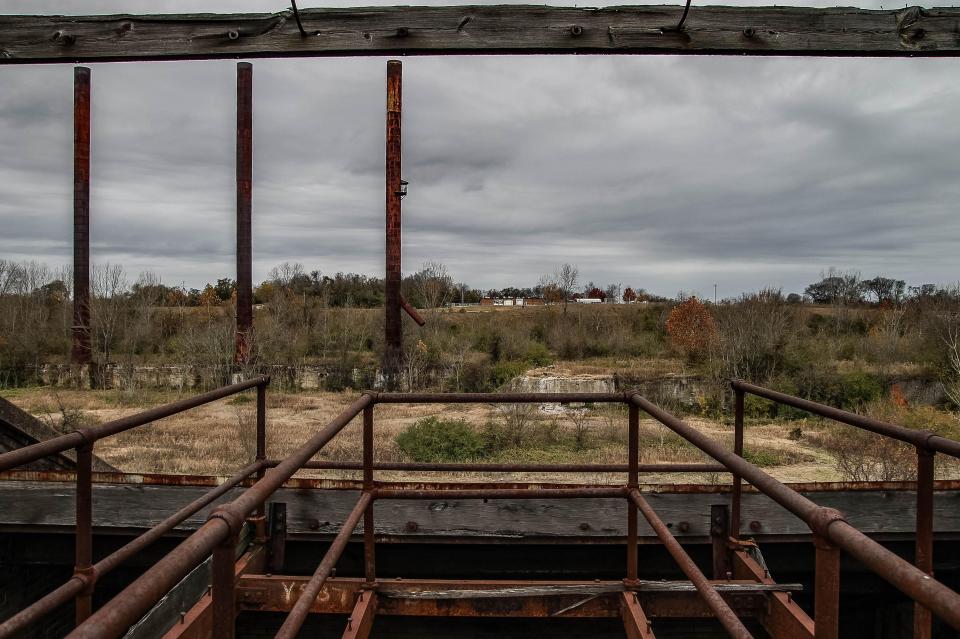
<box><xmin>1</xmin><ymin>5</ymin><xmax>958</xmax><ymax>63</ymax></box>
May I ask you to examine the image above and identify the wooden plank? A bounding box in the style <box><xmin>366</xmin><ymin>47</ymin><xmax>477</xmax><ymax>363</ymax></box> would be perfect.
<box><xmin>621</xmin><ymin>591</ymin><xmax>657</xmax><ymax>639</ymax></box>
<box><xmin>733</xmin><ymin>548</ymin><xmax>814</xmax><ymax>639</ymax></box>
<box><xmin>0</xmin><ymin>5</ymin><xmax>958</xmax><ymax>64</ymax></box>
<box><xmin>1</xmin><ymin>479</ymin><xmax>959</xmax><ymax>540</ymax></box>
<box><xmin>341</xmin><ymin>591</ymin><xmax>376</xmax><ymax>639</ymax></box>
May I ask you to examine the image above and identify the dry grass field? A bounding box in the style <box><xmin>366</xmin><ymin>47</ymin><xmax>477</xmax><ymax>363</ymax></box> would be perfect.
<box><xmin>0</xmin><ymin>385</ymin><xmax>864</xmax><ymax>484</ymax></box>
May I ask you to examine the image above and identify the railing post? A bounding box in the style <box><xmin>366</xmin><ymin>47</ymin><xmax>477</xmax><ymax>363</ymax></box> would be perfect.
<box><xmin>363</xmin><ymin>404</ymin><xmax>376</xmax><ymax>583</ymax></box>
<box><xmin>626</xmin><ymin>403</ymin><xmax>639</xmax><ymax>584</ymax></box>
<box><xmin>252</xmin><ymin>382</ymin><xmax>267</xmax><ymax>542</ymax></box>
<box><xmin>914</xmin><ymin>447</ymin><xmax>934</xmax><ymax>639</ymax></box>
<box><xmin>212</xmin><ymin>532</ymin><xmax>238</xmax><ymax>639</ymax></box>
<box><xmin>710</xmin><ymin>504</ymin><xmax>731</xmax><ymax>579</ymax></box>
<box><xmin>74</xmin><ymin>443</ymin><xmax>94</xmax><ymax>625</ymax></box>
<box><xmin>731</xmin><ymin>386</ymin><xmax>744</xmax><ymax>539</ymax></box>
<box><xmin>813</xmin><ymin>534</ymin><xmax>840</xmax><ymax>639</ymax></box>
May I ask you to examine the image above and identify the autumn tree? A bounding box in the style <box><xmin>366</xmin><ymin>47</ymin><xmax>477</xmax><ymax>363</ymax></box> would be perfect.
<box><xmin>623</xmin><ymin>287</ymin><xmax>637</xmax><ymax>303</ymax></box>
<box><xmin>665</xmin><ymin>297</ymin><xmax>717</xmax><ymax>357</ymax></box>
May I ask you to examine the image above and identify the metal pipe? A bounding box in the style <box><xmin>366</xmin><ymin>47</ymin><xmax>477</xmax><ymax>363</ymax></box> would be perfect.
<box><xmin>271</xmin><ymin>460</ymin><xmax>727</xmax><ymax>473</ymax></box>
<box><xmin>74</xmin><ymin>444</ymin><xmax>93</xmax><ymax>624</ymax></box>
<box><xmin>363</xmin><ymin>405</ymin><xmax>375</xmax><ymax>583</ymax></box>
<box><xmin>67</xmin><ymin>394</ymin><xmax>371</xmax><ymax>639</ymax></box>
<box><xmin>813</xmin><ymin>535</ymin><xmax>840</xmax><ymax>639</ymax></box>
<box><xmin>374</xmin><ymin>392</ymin><xmax>629</xmax><ymax>404</ymax></box>
<box><xmin>914</xmin><ymin>448</ymin><xmax>934</xmax><ymax>639</ymax></box>
<box><xmin>212</xmin><ymin>532</ymin><xmax>238</xmax><ymax>639</ymax></box>
<box><xmin>731</xmin><ymin>388</ymin><xmax>744</xmax><ymax>539</ymax></box>
<box><xmin>731</xmin><ymin>380</ymin><xmax>960</xmax><ymax>458</ymax></box>
<box><xmin>628</xmin><ymin>489</ymin><xmax>753</xmax><ymax>638</ymax></box>
<box><xmin>629</xmin><ymin>393</ymin><xmax>960</xmax><ymax>631</ymax></box>
<box><xmin>71</xmin><ymin>66</ymin><xmax>92</xmax><ymax>367</ymax></box>
<box><xmin>374</xmin><ymin>487</ymin><xmax>627</xmax><ymax>500</ymax></box>
<box><xmin>234</xmin><ymin>61</ymin><xmax>253</xmax><ymax>365</ymax></box>
<box><xmin>276</xmin><ymin>493</ymin><xmax>372</xmax><ymax>639</ymax></box>
<box><xmin>384</xmin><ymin>59</ymin><xmax>403</xmax><ymax>384</ymax></box>
<box><xmin>627</xmin><ymin>404</ymin><xmax>639</xmax><ymax>582</ymax></box>
<box><xmin>254</xmin><ymin>382</ymin><xmax>266</xmax><ymax>532</ymax></box>
<box><xmin>0</xmin><ymin>376</ymin><xmax>269</xmax><ymax>472</ymax></box>
<box><xmin>399</xmin><ymin>294</ymin><xmax>426</xmax><ymax>326</ymax></box>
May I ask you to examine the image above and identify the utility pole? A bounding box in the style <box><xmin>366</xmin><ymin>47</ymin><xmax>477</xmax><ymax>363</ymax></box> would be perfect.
<box><xmin>384</xmin><ymin>60</ymin><xmax>403</xmax><ymax>386</ymax></box>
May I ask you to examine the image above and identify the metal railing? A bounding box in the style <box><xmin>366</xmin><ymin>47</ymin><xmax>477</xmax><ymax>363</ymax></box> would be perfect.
<box><xmin>2</xmin><ymin>384</ymin><xmax>960</xmax><ymax>639</ymax></box>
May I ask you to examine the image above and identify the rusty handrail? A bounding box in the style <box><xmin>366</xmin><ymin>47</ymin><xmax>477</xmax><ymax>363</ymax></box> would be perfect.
<box><xmin>271</xmin><ymin>459</ymin><xmax>727</xmax><ymax>473</ymax></box>
<box><xmin>731</xmin><ymin>379</ymin><xmax>960</xmax><ymax>458</ymax></box>
<box><xmin>373</xmin><ymin>391</ymin><xmax>627</xmax><ymax>403</ymax></box>
<box><xmin>0</xmin><ymin>376</ymin><xmax>270</xmax><ymax>473</ymax></box>
<box><xmin>66</xmin><ymin>393</ymin><xmax>373</xmax><ymax>639</ymax></box>
<box><xmin>628</xmin><ymin>393</ymin><xmax>960</xmax><ymax>631</ymax></box>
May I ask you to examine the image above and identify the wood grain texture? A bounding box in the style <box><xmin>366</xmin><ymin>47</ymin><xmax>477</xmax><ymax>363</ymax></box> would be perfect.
<box><xmin>1</xmin><ymin>5</ymin><xmax>958</xmax><ymax>63</ymax></box>
<box><xmin>1</xmin><ymin>480</ymin><xmax>958</xmax><ymax>540</ymax></box>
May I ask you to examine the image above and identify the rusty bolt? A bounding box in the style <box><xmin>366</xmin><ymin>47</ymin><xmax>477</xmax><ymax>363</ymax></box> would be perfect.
<box><xmin>570</xmin><ymin>24</ymin><xmax>584</xmax><ymax>36</ymax></box>
<box><xmin>404</xmin><ymin>520</ymin><xmax>420</xmax><ymax>533</ymax></box>
<box><xmin>308</xmin><ymin>518</ymin><xmax>320</xmax><ymax>531</ymax></box>
<box><xmin>396</xmin><ymin>26</ymin><xmax>409</xmax><ymax>37</ymax></box>
<box><xmin>743</xmin><ymin>27</ymin><xmax>756</xmax><ymax>38</ymax></box>
<box><xmin>579</xmin><ymin>522</ymin><xmax>590</xmax><ymax>531</ymax></box>
<box><xmin>677</xmin><ymin>521</ymin><xmax>690</xmax><ymax>533</ymax></box>
<box><xmin>52</xmin><ymin>31</ymin><xmax>76</xmax><ymax>45</ymax></box>
<box><xmin>227</xmin><ymin>30</ymin><xmax>240</xmax><ymax>40</ymax></box>
<box><xmin>117</xmin><ymin>22</ymin><xmax>133</xmax><ymax>36</ymax></box>
<box><xmin>749</xmin><ymin>520</ymin><xmax>762</xmax><ymax>532</ymax></box>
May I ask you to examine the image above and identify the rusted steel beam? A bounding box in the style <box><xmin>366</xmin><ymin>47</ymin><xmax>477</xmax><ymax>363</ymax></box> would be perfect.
<box><xmin>732</xmin><ymin>549</ymin><xmax>814</xmax><ymax>639</ymax></box>
<box><xmin>627</xmin><ymin>404</ymin><xmax>639</xmax><ymax>583</ymax></box>
<box><xmin>374</xmin><ymin>391</ymin><xmax>628</xmax><ymax>403</ymax></box>
<box><xmin>276</xmin><ymin>493</ymin><xmax>372</xmax><ymax>639</ymax></box>
<box><xmin>732</xmin><ymin>387</ymin><xmax>745</xmax><ymax>539</ymax></box>
<box><xmin>67</xmin><ymin>394</ymin><xmax>371</xmax><ymax>639</ymax></box>
<box><xmin>732</xmin><ymin>380</ymin><xmax>960</xmax><ymax>458</ymax></box>
<box><xmin>74</xmin><ymin>444</ymin><xmax>94</xmax><ymax>625</ymax></box>
<box><xmin>234</xmin><ymin>62</ymin><xmax>253</xmax><ymax>366</ymax></box>
<box><xmin>211</xmin><ymin>532</ymin><xmax>238</xmax><ymax>639</ymax></box>
<box><xmin>283</xmin><ymin>460</ymin><xmax>727</xmax><ymax>473</ymax></box>
<box><xmin>813</xmin><ymin>535</ymin><xmax>840</xmax><ymax>639</ymax></box>
<box><xmin>362</xmin><ymin>405</ymin><xmax>375</xmax><ymax>583</ymax></box>
<box><xmin>374</xmin><ymin>487</ymin><xmax>626</xmax><ymax>500</ymax></box>
<box><xmin>621</xmin><ymin>592</ymin><xmax>657</xmax><ymax>639</ymax></box>
<box><xmin>399</xmin><ymin>294</ymin><xmax>426</xmax><ymax>326</ymax></box>
<box><xmin>914</xmin><ymin>448</ymin><xmax>935</xmax><ymax>639</ymax></box>
<box><xmin>711</xmin><ymin>504</ymin><xmax>731</xmax><ymax>579</ymax></box>
<box><xmin>629</xmin><ymin>489</ymin><xmax>752</xmax><ymax>638</ymax></box>
<box><xmin>383</xmin><ymin>59</ymin><xmax>403</xmax><ymax>385</ymax></box>
<box><xmin>629</xmin><ymin>392</ymin><xmax>960</xmax><ymax>631</ymax></box>
<box><xmin>71</xmin><ymin>66</ymin><xmax>92</xmax><ymax>368</ymax></box>
<box><xmin>342</xmin><ymin>591</ymin><xmax>377</xmax><ymax>639</ymax></box>
<box><xmin>0</xmin><ymin>376</ymin><xmax>268</xmax><ymax>472</ymax></box>
<box><xmin>3</xmin><ymin>6</ymin><xmax>960</xmax><ymax>62</ymax></box>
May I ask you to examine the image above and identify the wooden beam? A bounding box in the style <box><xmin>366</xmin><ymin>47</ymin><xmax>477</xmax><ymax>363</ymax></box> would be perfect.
<box><xmin>732</xmin><ymin>548</ymin><xmax>814</xmax><ymax>639</ymax></box>
<box><xmin>621</xmin><ymin>592</ymin><xmax>657</xmax><ymax>639</ymax></box>
<box><xmin>342</xmin><ymin>591</ymin><xmax>377</xmax><ymax>639</ymax></box>
<box><xmin>1</xmin><ymin>5</ymin><xmax>958</xmax><ymax>63</ymax></box>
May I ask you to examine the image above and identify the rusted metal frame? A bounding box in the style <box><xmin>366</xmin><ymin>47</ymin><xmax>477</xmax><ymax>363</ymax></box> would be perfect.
<box><xmin>621</xmin><ymin>591</ymin><xmax>657</xmax><ymax>639</ymax></box>
<box><xmin>0</xmin><ymin>376</ymin><xmax>269</xmax><ymax>472</ymax></box>
<box><xmin>914</xmin><ymin>447</ymin><xmax>935</xmax><ymax>639</ymax></box>
<box><xmin>67</xmin><ymin>394</ymin><xmax>372</xmax><ymax>639</ymax></box>
<box><xmin>627</xmin><ymin>404</ymin><xmax>639</xmax><ymax>584</ymax></box>
<box><xmin>732</xmin><ymin>387</ymin><xmax>744</xmax><ymax>539</ymax></box>
<box><xmin>383</xmin><ymin>59</ymin><xmax>402</xmax><ymax>384</ymax></box>
<box><xmin>276</xmin><ymin>459</ymin><xmax>727</xmax><ymax>473</ymax></box>
<box><xmin>74</xmin><ymin>443</ymin><xmax>94</xmax><ymax>624</ymax></box>
<box><xmin>71</xmin><ymin>66</ymin><xmax>92</xmax><ymax>368</ymax></box>
<box><xmin>0</xmin><ymin>461</ymin><xmax>262</xmax><ymax>639</ymax></box>
<box><xmin>629</xmin><ymin>393</ymin><xmax>960</xmax><ymax>631</ymax></box>
<box><xmin>342</xmin><ymin>591</ymin><xmax>377</xmax><ymax>639</ymax></box>
<box><xmin>363</xmin><ymin>405</ymin><xmax>375</xmax><ymax>584</ymax></box>
<box><xmin>374</xmin><ymin>487</ymin><xmax>627</xmax><ymax>500</ymax></box>
<box><xmin>731</xmin><ymin>379</ymin><xmax>960</xmax><ymax>458</ymax></box>
<box><xmin>732</xmin><ymin>549</ymin><xmax>814</xmax><ymax>639</ymax></box>
<box><xmin>374</xmin><ymin>391</ymin><xmax>628</xmax><ymax>403</ymax></box>
<box><xmin>234</xmin><ymin>61</ymin><xmax>253</xmax><ymax>366</ymax></box>
<box><xmin>628</xmin><ymin>489</ymin><xmax>753</xmax><ymax>638</ymax></box>
<box><xmin>276</xmin><ymin>493</ymin><xmax>373</xmax><ymax>639</ymax></box>
<box><xmin>813</xmin><ymin>535</ymin><xmax>840</xmax><ymax>639</ymax></box>
<box><xmin>211</xmin><ymin>530</ymin><xmax>239</xmax><ymax>639</ymax></box>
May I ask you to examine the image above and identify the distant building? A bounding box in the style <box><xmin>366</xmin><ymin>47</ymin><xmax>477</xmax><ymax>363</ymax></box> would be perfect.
<box><xmin>479</xmin><ymin>297</ymin><xmax>547</xmax><ymax>307</ymax></box>
<box><xmin>575</xmin><ymin>298</ymin><xmax>603</xmax><ymax>304</ymax></box>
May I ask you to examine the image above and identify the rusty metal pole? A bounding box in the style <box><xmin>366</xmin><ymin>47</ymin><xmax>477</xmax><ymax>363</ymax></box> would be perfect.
<box><xmin>212</xmin><ymin>533</ymin><xmax>238</xmax><ymax>639</ymax></box>
<box><xmin>731</xmin><ymin>387</ymin><xmax>744</xmax><ymax>539</ymax></box>
<box><xmin>914</xmin><ymin>448</ymin><xmax>934</xmax><ymax>639</ymax></box>
<box><xmin>235</xmin><ymin>62</ymin><xmax>253</xmax><ymax>366</ymax></box>
<box><xmin>626</xmin><ymin>404</ymin><xmax>639</xmax><ymax>583</ymax></box>
<box><xmin>813</xmin><ymin>534</ymin><xmax>840</xmax><ymax>639</ymax></box>
<box><xmin>74</xmin><ymin>443</ymin><xmax>94</xmax><ymax>625</ymax></box>
<box><xmin>363</xmin><ymin>405</ymin><xmax>376</xmax><ymax>583</ymax></box>
<box><xmin>72</xmin><ymin>67</ymin><xmax>92</xmax><ymax>372</ymax></box>
<box><xmin>384</xmin><ymin>60</ymin><xmax>403</xmax><ymax>388</ymax></box>
<box><xmin>252</xmin><ymin>382</ymin><xmax>267</xmax><ymax>542</ymax></box>
<box><xmin>711</xmin><ymin>504</ymin><xmax>731</xmax><ymax>579</ymax></box>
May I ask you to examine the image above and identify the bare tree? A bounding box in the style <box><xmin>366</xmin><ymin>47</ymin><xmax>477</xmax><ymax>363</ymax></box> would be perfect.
<box><xmin>91</xmin><ymin>263</ymin><xmax>129</xmax><ymax>366</ymax></box>
<box><xmin>415</xmin><ymin>261</ymin><xmax>454</xmax><ymax>311</ymax></box>
<box><xmin>554</xmin><ymin>263</ymin><xmax>579</xmax><ymax>314</ymax></box>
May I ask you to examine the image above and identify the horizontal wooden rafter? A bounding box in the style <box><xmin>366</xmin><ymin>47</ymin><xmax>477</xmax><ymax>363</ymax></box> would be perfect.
<box><xmin>1</xmin><ymin>5</ymin><xmax>959</xmax><ymax>63</ymax></box>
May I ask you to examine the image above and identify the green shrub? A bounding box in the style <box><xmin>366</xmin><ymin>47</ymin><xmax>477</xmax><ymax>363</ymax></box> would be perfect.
<box><xmin>491</xmin><ymin>360</ymin><xmax>528</xmax><ymax>388</ymax></box>
<box><xmin>396</xmin><ymin>417</ymin><xmax>488</xmax><ymax>462</ymax></box>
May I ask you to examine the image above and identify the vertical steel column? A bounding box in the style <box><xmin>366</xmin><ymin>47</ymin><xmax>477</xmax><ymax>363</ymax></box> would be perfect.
<box><xmin>212</xmin><ymin>533</ymin><xmax>238</xmax><ymax>639</ymax></box>
<box><xmin>710</xmin><ymin>504</ymin><xmax>731</xmax><ymax>579</ymax></box>
<box><xmin>363</xmin><ymin>405</ymin><xmax>376</xmax><ymax>583</ymax></box>
<box><xmin>235</xmin><ymin>62</ymin><xmax>254</xmax><ymax>366</ymax></box>
<box><xmin>253</xmin><ymin>382</ymin><xmax>267</xmax><ymax>541</ymax></box>
<box><xmin>914</xmin><ymin>448</ymin><xmax>934</xmax><ymax>639</ymax></box>
<box><xmin>384</xmin><ymin>60</ymin><xmax>403</xmax><ymax>386</ymax></box>
<box><xmin>72</xmin><ymin>67</ymin><xmax>92</xmax><ymax>369</ymax></box>
<box><xmin>731</xmin><ymin>387</ymin><xmax>744</xmax><ymax>539</ymax></box>
<box><xmin>626</xmin><ymin>404</ymin><xmax>639</xmax><ymax>583</ymax></box>
<box><xmin>74</xmin><ymin>443</ymin><xmax>94</xmax><ymax>624</ymax></box>
<box><xmin>813</xmin><ymin>535</ymin><xmax>840</xmax><ymax>639</ymax></box>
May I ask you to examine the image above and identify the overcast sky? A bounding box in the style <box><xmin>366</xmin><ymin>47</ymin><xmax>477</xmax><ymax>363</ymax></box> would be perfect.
<box><xmin>1</xmin><ymin>1</ymin><xmax>958</xmax><ymax>299</ymax></box>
